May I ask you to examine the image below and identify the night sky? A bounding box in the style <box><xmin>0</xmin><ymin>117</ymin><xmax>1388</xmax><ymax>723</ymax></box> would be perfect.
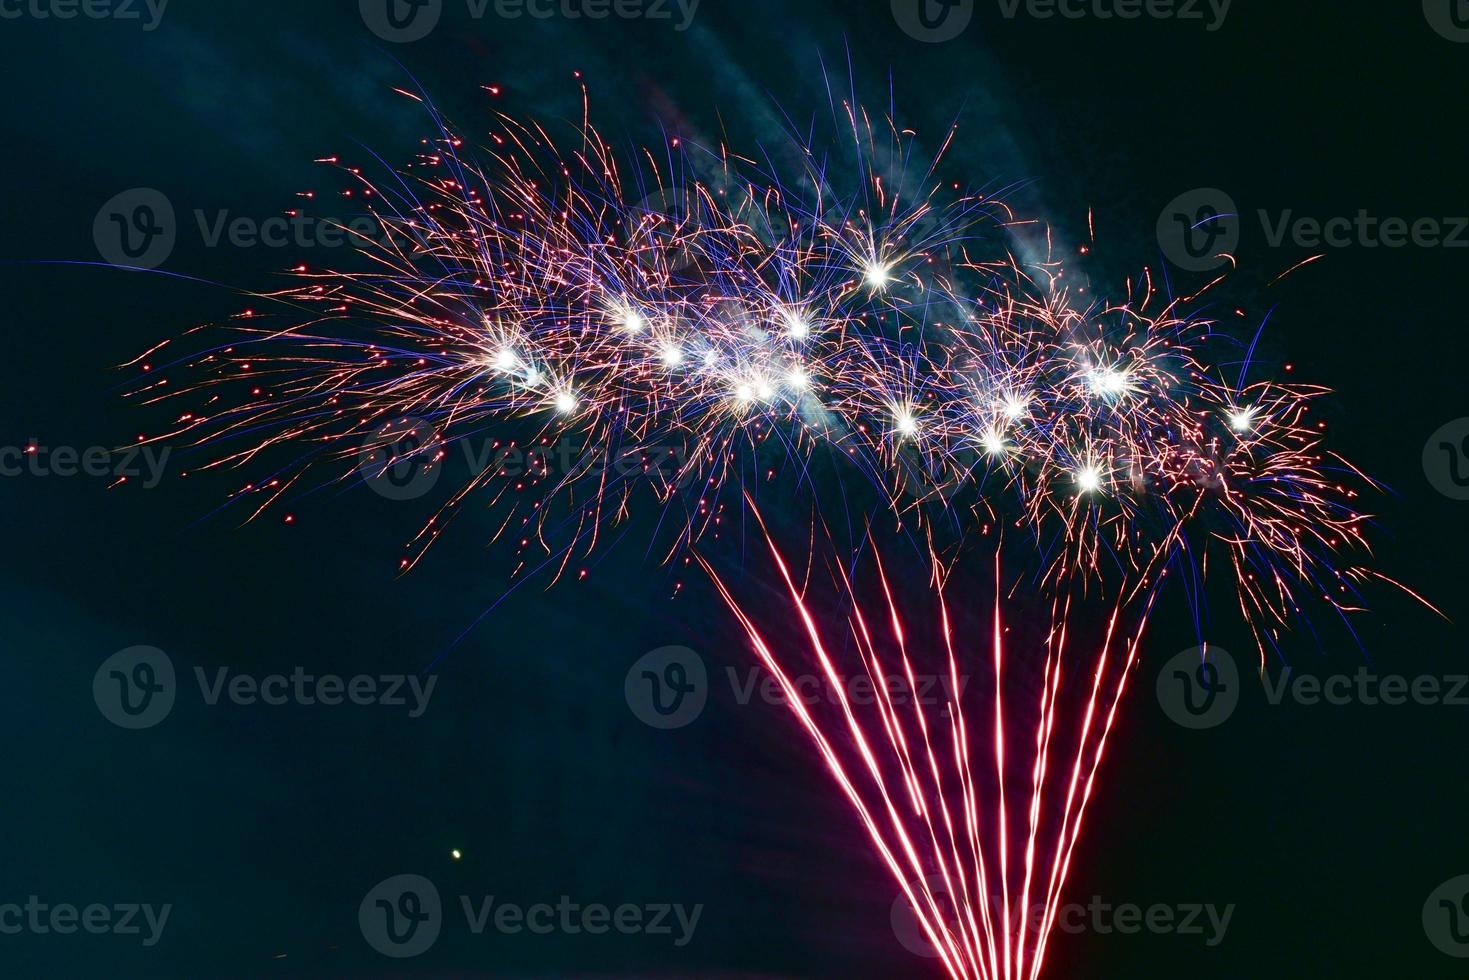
<box><xmin>3</xmin><ymin>2</ymin><xmax>1469</xmax><ymax>977</ymax></box>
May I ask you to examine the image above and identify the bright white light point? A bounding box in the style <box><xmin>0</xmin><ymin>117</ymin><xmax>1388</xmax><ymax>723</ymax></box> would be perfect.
<box><xmin>783</xmin><ymin>309</ymin><xmax>810</xmax><ymax>339</ymax></box>
<box><xmin>523</xmin><ymin>367</ymin><xmax>542</xmax><ymax>386</ymax></box>
<box><xmin>1077</xmin><ymin>465</ymin><xmax>1103</xmax><ymax>493</ymax></box>
<box><xmin>895</xmin><ymin>412</ymin><xmax>918</xmax><ymax>437</ymax></box>
<box><xmin>451</xmin><ymin>849</ymin><xmax>462</xmax><ymax>860</ymax></box>
<box><xmin>755</xmin><ymin>380</ymin><xmax>775</xmax><ymax>401</ymax></box>
<box><xmin>660</xmin><ymin>345</ymin><xmax>683</xmax><ymax>367</ymax></box>
<box><xmin>702</xmin><ymin>350</ymin><xmax>718</xmax><ymax>368</ymax></box>
<box><xmin>554</xmin><ymin>390</ymin><xmax>577</xmax><ymax>414</ymax></box>
<box><xmin>787</xmin><ymin>367</ymin><xmax>809</xmax><ymax>389</ymax></box>
<box><xmin>622</xmin><ymin>310</ymin><xmax>645</xmax><ymax>332</ymax></box>
<box><xmin>980</xmin><ymin>431</ymin><xmax>1006</xmax><ymax>456</ymax></box>
<box><xmin>1002</xmin><ymin>394</ymin><xmax>1029</xmax><ymax>420</ymax></box>
<box><xmin>864</xmin><ymin>260</ymin><xmax>893</xmax><ymax>290</ymax></box>
<box><xmin>1088</xmin><ymin>368</ymin><xmax>1130</xmax><ymax>397</ymax></box>
<box><xmin>734</xmin><ymin>383</ymin><xmax>755</xmax><ymax>403</ymax></box>
<box><xmin>493</xmin><ymin>349</ymin><xmax>517</xmax><ymax>372</ymax></box>
<box><xmin>1228</xmin><ymin>406</ymin><xmax>1257</xmax><ymax>432</ymax></box>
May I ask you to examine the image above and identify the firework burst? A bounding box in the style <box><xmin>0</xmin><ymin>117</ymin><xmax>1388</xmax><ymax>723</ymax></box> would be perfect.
<box><xmin>127</xmin><ymin>79</ymin><xmax>1411</xmax><ymax>978</ymax></box>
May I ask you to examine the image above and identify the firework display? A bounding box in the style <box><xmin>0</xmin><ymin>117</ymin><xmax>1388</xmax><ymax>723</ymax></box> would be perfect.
<box><xmin>129</xmin><ymin>81</ymin><xmax>1402</xmax><ymax>978</ymax></box>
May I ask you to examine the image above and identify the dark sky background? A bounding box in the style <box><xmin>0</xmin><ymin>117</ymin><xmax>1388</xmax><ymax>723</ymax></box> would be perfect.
<box><xmin>2</xmin><ymin>1</ymin><xmax>1468</xmax><ymax>977</ymax></box>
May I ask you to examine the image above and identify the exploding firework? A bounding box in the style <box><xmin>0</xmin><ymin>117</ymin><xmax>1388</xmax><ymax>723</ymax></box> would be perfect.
<box><xmin>127</xmin><ymin>78</ymin><xmax>1411</xmax><ymax>978</ymax></box>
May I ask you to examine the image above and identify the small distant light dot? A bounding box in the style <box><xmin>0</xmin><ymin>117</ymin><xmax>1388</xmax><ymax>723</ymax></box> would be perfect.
<box><xmin>451</xmin><ymin>849</ymin><xmax>462</xmax><ymax>860</ymax></box>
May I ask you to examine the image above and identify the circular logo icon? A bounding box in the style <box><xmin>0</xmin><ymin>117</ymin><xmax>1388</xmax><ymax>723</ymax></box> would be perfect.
<box><xmin>93</xmin><ymin>646</ymin><xmax>176</xmax><ymax>729</ymax></box>
<box><xmin>1423</xmin><ymin>418</ymin><xmax>1469</xmax><ymax>500</ymax></box>
<box><xmin>1157</xmin><ymin>188</ymin><xmax>1240</xmax><ymax>272</ymax></box>
<box><xmin>624</xmin><ymin>187</ymin><xmax>704</xmax><ymax>274</ymax></box>
<box><xmin>94</xmin><ymin>188</ymin><xmax>176</xmax><ymax>271</ymax></box>
<box><xmin>891</xmin><ymin>874</ymin><xmax>959</xmax><ymax>958</ymax></box>
<box><xmin>360</xmin><ymin>874</ymin><xmax>442</xmax><ymax>958</ymax></box>
<box><xmin>624</xmin><ymin>646</ymin><xmax>707</xmax><ymax>729</ymax></box>
<box><xmin>360</xmin><ymin>0</ymin><xmax>443</xmax><ymax>43</ymax></box>
<box><xmin>358</xmin><ymin>418</ymin><xmax>443</xmax><ymax>500</ymax></box>
<box><xmin>1424</xmin><ymin>875</ymin><xmax>1469</xmax><ymax>957</ymax></box>
<box><xmin>1156</xmin><ymin>645</ymin><xmax>1239</xmax><ymax>730</ymax></box>
<box><xmin>891</xmin><ymin>0</ymin><xmax>974</xmax><ymax>42</ymax></box>
<box><xmin>1424</xmin><ymin>0</ymin><xmax>1469</xmax><ymax>42</ymax></box>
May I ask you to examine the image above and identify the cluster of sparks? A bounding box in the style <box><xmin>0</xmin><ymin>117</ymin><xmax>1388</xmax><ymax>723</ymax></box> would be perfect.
<box><xmin>128</xmin><ymin>80</ymin><xmax>1408</xmax><ymax>978</ymax></box>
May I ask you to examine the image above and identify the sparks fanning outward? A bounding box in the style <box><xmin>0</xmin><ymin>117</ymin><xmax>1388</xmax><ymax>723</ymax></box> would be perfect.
<box><xmin>129</xmin><ymin>81</ymin><xmax>1389</xmax><ymax>650</ymax></box>
<box><xmin>129</xmin><ymin>80</ymin><xmax>1412</xmax><ymax>978</ymax></box>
